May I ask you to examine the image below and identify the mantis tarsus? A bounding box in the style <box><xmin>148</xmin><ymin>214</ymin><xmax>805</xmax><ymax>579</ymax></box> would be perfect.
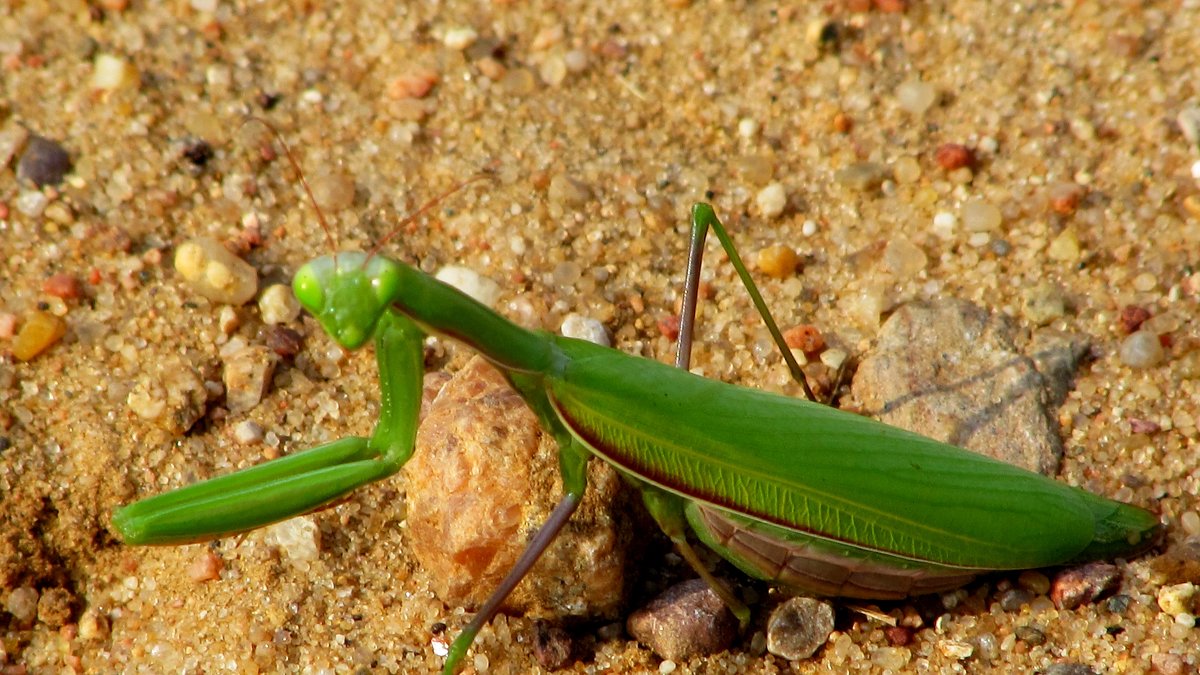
<box><xmin>112</xmin><ymin>153</ymin><xmax>1161</xmax><ymax>671</ymax></box>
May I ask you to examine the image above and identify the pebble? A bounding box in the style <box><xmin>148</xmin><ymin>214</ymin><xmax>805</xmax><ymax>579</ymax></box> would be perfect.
<box><xmin>12</xmin><ymin>311</ymin><xmax>68</xmax><ymax>361</ymax></box>
<box><xmin>175</xmin><ymin>237</ymin><xmax>259</xmax><ymax>305</ymax></box>
<box><xmin>1047</xmin><ymin>182</ymin><xmax>1086</xmax><ymax>215</ymax></box>
<box><xmin>883</xmin><ymin>236</ymin><xmax>927</xmax><ymax>278</ymax></box>
<box><xmin>626</xmin><ymin>578</ymin><xmax>739</xmax><ymax>661</ymax></box>
<box><xmin>222</xmin><ymin>345</ymin><xmax>276</xmax><ymax>413</ymax></box>
<box><xmin>1118</xmin><ymin>305</ymin><xmax>1151</xmax><ymax>334</ymax></box>
<box><xmin>896</xmin><ymin>79</ymin><xmax>937</xmax><ymax>115</ymax></box>
<box><xmin>938</xmin><ymin>639</ymin><xmax>974</xmax><ymax>659</ymax></box>
<box><xmin>1050</xmin><ymin>562</ymin><xmax>1120</xmax><ymax>610</ymax></box>
<box><xmin>258</xmin><ymin>283</ymin><xmax>300</xmax><ymax>324</ymax></box>
<box><xmin>77</xmin><ymin>607</ymin><xmax>110</xmax><ymax>641</ymax></box>
<box><xmin>737</xmin><ymin>155</ymin><xmax>775</xmax><ymax>185</ymax></box>
<box><xmin>15</xmin><ymin>189</ymin><xmax>49</xmax><ymax>217</ymax></box>
<box><xmin>263</xmin><ymin>516</ymin><xmax>321</xmax><ymax>562</ymax></box>
<box><xmin>1018</xmin><ymin>570</ymin><xmax>1052</xmax><ymax>595</ymax></box>
<box><xmin>0</xmin><ymin>313</ymin><xmax>16</xmax><ymax>339</ymax></box>
<box><xmin>218</xmin><ymin>305</ymin><xmax>240</xmax><ymax>334</ymax></box>
<box><xmin>91</xmin><ymin>52</ymin><xmax>137</xmax><ymax>91</ymax></box>
<box><xmin>1119</xmin><ymin>330</ymin><xmax>1165</xmax><ymax>368</ymax></box>
<box><xmin>311</xmin><ymin>168</ymin><xmax>356</xmax><ymax>212</ymax></box>
<box><xmin>188</xmin><ymin>549</ymin><xmax>224</xmax><ymax>582</ymax></box>
<box><xmin>1157</xmin><ymin>583</ymin><xmax>1197</xmax><ymax>615</ymax></box>
<box><xmin>0</xmin><ymin>123</ymin><xmax>30</xmax><ymax>168</ymax></box>
<box><xmin>961</xmin><ymin>199</ymin><xmax>1002</xmax><ymax>232</ymax></box>
<box><xmin>1177</xmin><ymin>107</ymin><xmax>1200</xmax><ymax>147</ymax></box>
<box><xmin>43</xmin><ymin>273</ymin><xmax>83</xmax><ymax>300</ymax></box>
<box><xmin>435</xmin><ymin>265</ymin><xmax>501</xmax><ymax>307</ymax></box>
<box><xmin>36</xmin><ymin>587</ymin><xmax>72</xmax><ymax>628</ymax></box>
<box><xmin>442</xmin><ymin>27</ymin><xmax>478</xmax><ymax>51</ymax></box>
<box><xmin>997</xmin><ymin>588</ymin><xmax>1034</xmax><ymax>611</ymax></box>
<box><xmin>893</xmin><ymin>155</ymin><xmax>921</xmax><ymax>184</ymax></box>
<box><xmin>934</xmin><ymin>143</ymin><xmax>974</xmax><ymax>170</ymax></box>
<box><xmin>405</xmin><ymin>357</ymin><xmax>627</xmax><ymax>617</ymax></box>
<box><xmin>756</xmin><ymin>243</ymin><xmax>798</xmax><ymax>279</ymax></box>
<box><xmin>756</xmin><ymin>182</ymin><xmax>787</xmax><ymax>218</ymax></box>
<box><xmin>783</xmin><ymin>325</ymin><xmax>824</xmax><ymax>353</ymax></box>
<box><xmin>387</xmin><ymin>67</ymin><xmax>439</xmax><ymax>99</ymax></box>
<box><xmin>547</xmin><ymin>174</ymin><xmax>592</xmax><ymax>208</ymax></box>
<box><xmin>16</xmin><ymin>135</ymin><xmax>71</xmax><ymax>187</ymax></box>
<box><xmin>561</xmin><ymin>313</ymin><xmax>609</xmax><ymax>346</ymax></box>
<box><xmin>232</xmin><ymin>419</ymin><xmax>265</xmax><ymax>444</ymax></box>
<box><xmin>264</xmin><ymin>325</ymin><xmax>304</xmax><ymax>358</ymax></box>
<box><xmin>1021</xmin><ymin>281</ymin><xmax>1066</xmax><ymax>325</ymax></box>
<box><xmin>852</xmin><ymin>299</ymin><xmax>1070</xmax><ymax>474</ymax></box>
<box><xmin>931</xmin><ymin>211</ymin><xmax>957</xmax><ymax>238</ymax></box>
<box><xmin>1047</xmin><ymin>228</ymin><xmax>1081</xmax><ymax>262</ymax></box>
<box><xmin>1014</xmin><ymin>624</ymin><xmax>1046</xmax><ymax>646</ymax></box>
<box><xmin>765</xmin><ymin>596</ymin><xmax>835</xmax><ymax>661</ymax></box>
<box><xmin>835</xmin><ymin>162</ymin><xmax>889</xmax><ymax>192</ymax></box>
<box><xmin>5</xmin><ymin>586</ymin><xmax>38</xmax><ymax>626</ymax></box>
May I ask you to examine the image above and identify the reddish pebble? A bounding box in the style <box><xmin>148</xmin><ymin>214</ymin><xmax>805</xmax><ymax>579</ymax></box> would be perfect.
<box><xmin>188</xmin><ymin>550</ymin><xmax>224</xmax><ymax>582</ymax></box>
<box><xmin>87</xmin><ymin>268</ymin><xmax>102</xmax><ymax>285</ymax></box>
<box><xmin>784</xmin><ymin>324</ymin><xmax>825</xmax><ymax>353</ymax></box>
<box><xmin>1117</xmin><ymin>305</ymin><xmax>1151</xmax><ymax>334</ymax></box>
<box><xmin>1047</xmin><ymin>182</ymin><xmax>1086</xmax><ymax>215</ymax></box>
<box><xmin>658</xmin><ymin>314</ymin><xmax>681</xmax><ymax>341</ymax></box>
<box><xmin>0</xmin><ymin>313</ymin><xmax>16</xmax><ymax>339</ymax></box>
<box><xmin>934</xmin><ymin>143</ymin><xmax>974</xmax><ymax>170</ymax></box>
<box><xmin>43</xmin><ymin>273</ymin><xmax>83</xmax><ymax>300</ymax></box>
<box><xmin>0</xmin><ymin>201</ymin><xmax>9</xmax><ymax>218</ymax></box>
<box><xmin>833</xmin><ymin>111</ymin><xmax>853</xmax><ymax>133</ymax></box>
<box><xmin>387</xmin><ymin>67</ymin><xmax>439</xmax><ymax>99</ymax></box>
<box><xmin>884</xmin><ymin>625</ymin><xmax>913</xmax><ymax>646</ymax></box>
<box><xmin>874</xmin><ymin>0</ymin><xmax>906</xmax><ymax>12</ymax></box>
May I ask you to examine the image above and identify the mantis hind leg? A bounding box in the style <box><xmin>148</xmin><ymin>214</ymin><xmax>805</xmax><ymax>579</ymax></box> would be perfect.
<box><xmin>679</xmin><ymin>204</ymin><xmax>816</xmax><ymax>401</ymax></box>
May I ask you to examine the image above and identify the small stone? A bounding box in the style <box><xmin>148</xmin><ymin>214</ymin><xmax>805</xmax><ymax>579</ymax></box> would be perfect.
<box><xmin>0</xmin><ymin>123</ymin><xmax>30</xmax><ymax>169</ymax></box>
<box><xmin>931</xmin><ymin>211</ymin><xmax>957</xmax><ymax>238</ymax></box>
<box><xmin>756</xmin><ymin>244</ymin><xmax>798</xmax><ymax>279</ymax></box>
<box><xmin>547</xmin><ymin>174</ymin><xmax>592</xmax><ymax>208</ymax></box>
<box><xmin>896</xmin><ymin>79</ymin><xmax>937</xmax><ymax>115</ymax></box>
<box><xmin>263</xmin><ymin>516</ymin><xmax>321</xmax><ymax>562</ymax></box>
<box><xmin>1051</xmin><ymin>563</ymin><xmax>1120</xmax><ymax>610</ymax></box>
<box><xmin>1119</xmin><ymin>330</ymin><xmax>1165</xmax><ymax>368</ymax></box>
<box><xmin>91</xmin><ymin>53</ymin><xmax>138</xmax><ymax>91</ymax></box>
<box><xmin>961</xmin><ymin>199</ymin><xmax>1002</xmax><ymax>232</ymax></box>
<box><xmin>627</xmin><ymin>578</ymin><xmax>739</xmax><ymax>661</ymax></box>
<box><xmin>1021</xmin><ymin>282</ymin><xmax>1066</xmax><ymax>326</ymax></box>
<box><xmin>5</xmin><ymin>586</ymin><xmax>39</xmax><ymax>626</ymax></box>
<box><xmin>265</xmin><ymin>325</ymin><xmax>304</xmax><ymax>358</ymax></box>
<box><xmin>77</xmin><ymin>607</ymin><xmax>110</xmax><ymax>641</ymax></box>
<box><xmin>1047</xmin><ymin>182</ymin><xmax>1086</xmax><ymax>215</ymax></box>
<box><xmin>1018</xmin><ymin>570</ymin><xmax>1052</xmax><ymax>595</ymax></box>
<box><xmin>561</xmin><ymin>314</ymin><xmax>609</xmax><ymax>346</ymax></box>
<box><xmin>43</xmin><ymin>273</ymin><xmax>83</xmax><ymax>300</ymax></box>
<box><xmin>218</xmin><ymin>305</ymin><xmax>240</xmax><ymax>334</ymax></box>
<box><xmin>883</xmin><ymin>625</ymin><xmax>912</xmax><ymax>646</ymax></box>
<box><xmin>835</xmin><ymin>162</ymin><xmax>889</xmax><ymax>192</ymax></box>
<box><xmin>15</xmin><ymin>190</ymin><xmax>49</xmax><ymax>217</ymax></box>
<box><xmin>232</xmin><ymin>419</ymin><xmax>264</xmax><ymax>444</ymax></box>
<box><xmin>435</xmin><ymin>265</ymin><xmax>501</xmax><ymax>307</ymax></box>
<box><xmin>1117</xmin><ymin>305</ymin><xmax>1151</xmax><ymax>334</ymax></box>
<box><xmin>1047</xmin><ymin>228</ymin><xmax>1081</xmax><ymax>262</ymax></box>
<box><xmin>893</xmin><ymin>156</ymin><xmax>921</xmax><ymax>184</ymax></box>
<box><xmin>765</xmin><ymin>596</ymin><xmax>835</xmax><ymax>661</ymax></box>
<box><xmin>0</xmin><ymin>313</ymin><xmax>16</xmax><ymax>339</ymax></box>
<box><xmin>387</xmin><ymin>67</ymin><xmax>439</xmax><ymax>99</ymax></box>
<box><xmin>443</xmin><ymin>27</ymin><xmax>478</xmax><ymax>51</ymax></box>
<box><xmin>223</xmin><ymin>345</ymin><xmax>276</xmax><ymax>413</ymax></box>
<box><xmin>1014</xmin><ymin>624</ymin><xmax>1046</xmax><ymax>646</ymax></box>
<box><xmin>783</xmin><ymin>325</ymin><xmax>824</xmax><ymax>353</ymax></box>
<box><xmin>883</xmin><ymin>237</ymin><xmax>927</xmax><ymax>278</ymax></box>
<box><xmin>126</xmin><ymin>359</ymin><xmax>209</xmax><ymax>433</ymax></box>
<box><xmin>756</xmin><ymin>182</ymin><xmax>787</xmax><ymax>218</ymax></box>
<box><xmin>188</xmin><ymin>549</ymin><xmax>224</xmax><ymax>582</ymax></box>
<box><xmin>997</xmin><ymin>588</ymin><xmax>1034</xmax><ymax>611</ymax></box>
<box><xmin>532</xmin><ymin>619</ymin><xmax>572</xmax><ymax>670</ymax></box>
<box><xmin>175</xmin><ymin>237</ymin><xmax>259</xmax><ymax>305</ymax></box>
<box><xmin>736</xmin><ymin>155</ymin><xmax>775</xmax><ymax>185</ymax></box>
<box><xmin>934</xmin><ymin>143</ymin><xmax>974</xmax><ymax>170</ymax></box>
<box><xmin>259</xmin><ymin>283</ymin><xmax>301</xmax><ymax>324</ymax></box>
<box><xmin>1158</xmin><ymin>583</ymin><xmax>1197</xmax><ymax>615</ymax></box>
<box><xmin>938</xmin><ymin>639</ymin><xmax>974</xmax><ymax>659</ymax></box>
<box><xmin>311</xmin><ymin>168</ymin><xmax>356</xmax><ymax>212</ymax></box>
<box><xmin>1177</xmin><ymin>107</ymin><xmax>1200</xmax><ymax>147</ymax></box>
<box><xmin>16</xmin><ymin>135</ymin><xmax>71</xmax><ymax>187</ymax></box>
<box><xmin>12</xmin><ymin>311</ymin><xmax>68</xmax><ymax>361</ymax></box>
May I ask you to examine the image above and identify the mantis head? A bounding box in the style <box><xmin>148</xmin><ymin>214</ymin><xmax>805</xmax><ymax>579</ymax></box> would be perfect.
<box><xmin>293</xmin><ymin>252</ymin><xmax>402</xmax><ymax>350</ymax></box>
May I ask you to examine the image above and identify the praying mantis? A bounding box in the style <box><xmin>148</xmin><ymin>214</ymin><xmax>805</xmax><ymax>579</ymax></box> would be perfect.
<box><xmin>111</xmin><ymin>156</ymin><xmax>1161</xmax><ymax>671</ymax></box>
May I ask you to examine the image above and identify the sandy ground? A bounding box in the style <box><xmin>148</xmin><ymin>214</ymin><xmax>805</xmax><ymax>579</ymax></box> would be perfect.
<box><xmin>2</xmin><ymin>0</ymin><xmax>1199</xmax><ymax>673</ymax></box>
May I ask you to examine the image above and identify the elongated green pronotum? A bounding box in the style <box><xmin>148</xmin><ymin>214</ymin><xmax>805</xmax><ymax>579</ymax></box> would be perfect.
<box><xmin>113</xmin><ymin>187</ymin><xmax>1160</xmax><ymax>672</ymax></box>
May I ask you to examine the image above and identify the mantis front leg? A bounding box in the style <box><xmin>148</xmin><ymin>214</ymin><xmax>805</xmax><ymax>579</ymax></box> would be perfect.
<box><xmin>112</xmin><ymin>310</ymin><xmax>425</xmax><ymax>545</ymax></box>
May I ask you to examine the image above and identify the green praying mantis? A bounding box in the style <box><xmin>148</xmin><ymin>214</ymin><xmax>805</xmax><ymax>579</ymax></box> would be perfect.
<box><xmin>112</xmin><ymin>152</ymin><xmax>1161</xmax><ymax>671</ymax></box>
